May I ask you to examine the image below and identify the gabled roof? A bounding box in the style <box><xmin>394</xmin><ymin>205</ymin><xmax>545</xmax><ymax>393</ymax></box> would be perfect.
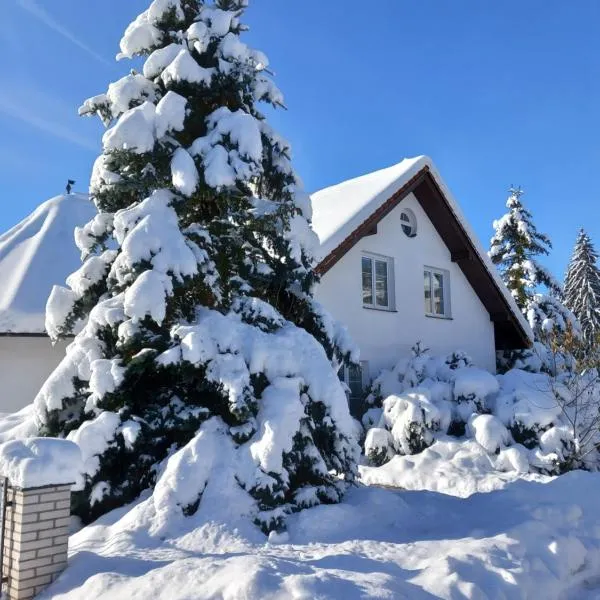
<box><xmin>0</xmin><ymin>194</ymin><xmax>96</xmax><ymax>335</ymax></box>
<box><xmin>310</xmin><ymin>156</ymin><xmax>533</xmax><ymax>350</ymax></box>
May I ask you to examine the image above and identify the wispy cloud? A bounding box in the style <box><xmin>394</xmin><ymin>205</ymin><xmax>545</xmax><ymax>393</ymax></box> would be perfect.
<box><xmin>16</xmin><ymin>0</ymin><xmax>111</xmax><ymax>66</ymax></box>
<box><xmin>0</xmin><ymin>83</ymin><xmax>97</xmax><ymax>151</ymax></box>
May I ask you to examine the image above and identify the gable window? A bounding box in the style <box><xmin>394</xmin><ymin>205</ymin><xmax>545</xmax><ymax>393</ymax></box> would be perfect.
<box><xmin>424</xmin><ymin>267</ymin><xmax>451</xmax><ymax>317</ymax></box>
<box><xmin>400</xmin><ymin>209</ymin><xmax>417</xmax><ymax>238</ymax></box>
<box><xmin>362</xmin><ymin>254</ymin><xmax>395</xmax><ymax>310</ymax></box>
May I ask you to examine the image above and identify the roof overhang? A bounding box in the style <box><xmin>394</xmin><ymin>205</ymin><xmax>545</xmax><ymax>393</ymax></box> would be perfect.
<box><xmin>315</xmin><ymin>165</ymin><xmax>532</xmax><ymax>351</ymax></box>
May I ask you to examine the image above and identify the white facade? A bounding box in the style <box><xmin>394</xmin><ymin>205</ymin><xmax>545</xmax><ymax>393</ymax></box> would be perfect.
<box><xmin>0</xmin><ymin>337</ymin><xmax>68</xmax><ymax>414</ymax></box>
<box><xmin>314</xmin><ymin>192</ymin><xmax>497</xmax><ymax>379</ymax></box>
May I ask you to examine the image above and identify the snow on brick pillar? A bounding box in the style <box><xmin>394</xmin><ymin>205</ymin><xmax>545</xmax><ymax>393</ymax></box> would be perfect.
<box><xmin>2</xmin><ymin>484</ymin><xmax>72</xmax><ymax>600</ymax></box>
<box><xmin>0</xmin><ymin>438</ymin><xmax>83</xmax><ymax>600</ymax></box>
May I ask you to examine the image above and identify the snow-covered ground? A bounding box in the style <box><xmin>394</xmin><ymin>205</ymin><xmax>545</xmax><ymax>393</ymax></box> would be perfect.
<box><xmin>19</xmin><ymin>438</ymin><xmax>598</xmax><ymax>600</ymax></box>
<box><xmin>2</xmin><ymin>395</ymin><xmax>600</xmax><ymax>598</ymax></box>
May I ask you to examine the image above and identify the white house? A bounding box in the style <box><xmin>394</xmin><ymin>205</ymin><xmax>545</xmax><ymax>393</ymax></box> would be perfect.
<box><xmin>311</xmin><ymin>156</ymin><xmax>531</xmax><ymax>403</ymax></box>
<box><xmin>0</xmin><ymin>157</ymin><xmax>531</xmax><ymax>412</ymax></box>
<box><xmin>0</xmin><ymin>194</ymin><xmax>96</xmax><ymax>413</ymax></box>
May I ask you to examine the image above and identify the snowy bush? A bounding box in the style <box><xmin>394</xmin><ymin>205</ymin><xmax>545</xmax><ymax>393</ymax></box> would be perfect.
<box><xmin>364</xmin><ymin>428</ymin><xmax>394</xmax><ymax>467</ymax></box>
<box><xmin>382</xmin><ymin>392</ymin><xmax>449</xmax><ymax>455</ymax></box>
<box><xmin>362</xmin><ymin>347</ymin><xmax>600</xmax><ymax>476</ymax></box>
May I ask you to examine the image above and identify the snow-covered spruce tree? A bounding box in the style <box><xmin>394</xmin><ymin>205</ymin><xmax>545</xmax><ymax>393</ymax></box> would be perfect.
<box><xmin>489</xmin><ymin>187</ymin><xmax>560</xmax><ymax>309</ymax></box>
<box><xmin>489</xmin><ymin>187</ymin><xmax>578</xmax><ymax>372</ymax></box>
<box><xmin>564</xmin><ymin>229</ymin><xmax>600</xmax><ymax>348</ymax></box>
<box><xmin>36</xmin><ymin>0</ymin><xmax>359</xmax><ymax>533</ymax></box>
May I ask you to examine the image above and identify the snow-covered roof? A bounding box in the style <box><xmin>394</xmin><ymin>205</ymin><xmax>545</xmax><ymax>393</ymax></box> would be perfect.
<box><xmin>0</xmin><ymin>194</ymin><xmax>96</xmax><ymax>334</ymax></box>
<box><xmin>311</xmin><ymin>156</ymin><xmax>426</xmax><ymax>260</ymax></box>
<box><xmin>311</xmin><ymin>156</ymin><xmax>533</xmax><ymax>344</ymax></box>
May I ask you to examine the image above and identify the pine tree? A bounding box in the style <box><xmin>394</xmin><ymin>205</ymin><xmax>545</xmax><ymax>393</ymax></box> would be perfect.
<box><xmin>36</xmin><ymin>0</ymin><xmax>359</xmax><ymax>533</ymax></box>
<box><xmin>489</xmin><ymin>187</ymin><xmax>560</xmax><ymax>309</ymax></box>
<box><xmin>564</xmin><ymin>229</ymin><xmax>600</xmax><ymax>347</ymax></box>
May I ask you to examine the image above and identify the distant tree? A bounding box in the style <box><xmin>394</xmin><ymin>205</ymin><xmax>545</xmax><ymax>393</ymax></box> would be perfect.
<box><xmin>489</xmin><ymin>187</ymin><xmax>560</xmax><ymax>309</ymax></box>
<box><xmin>563</xmin><ymin>229</ymin><xmax>600</xmax><ymax>348</ymax></box>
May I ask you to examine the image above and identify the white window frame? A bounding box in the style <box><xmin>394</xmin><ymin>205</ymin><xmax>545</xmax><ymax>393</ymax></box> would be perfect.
<box><xmin>361</xmin><ymin>253</ymin><xmax>395</xmax><ymax>311</ymax></box>
<box><xmin>424</xmin><ymin>266</ymin><xmax>451</xmax><ymax>318</ymax></box>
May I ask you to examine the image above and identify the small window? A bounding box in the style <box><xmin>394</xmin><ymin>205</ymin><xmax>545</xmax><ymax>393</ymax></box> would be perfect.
<box><xmin>362</xmin><ymin>254</ymin><xmax>395</xmax><ymax>310</ymax></box>
<box><xmin>400</xmin><ymin>209</ymin><xmax>417</xmax><ymax>238</ymax></box>
<box><xmin>339</xmin><ymin>361</ymin><xmax>370</xmax><ymax>410</ymax></box>
<box><xmin>424</xmin><ymin>267</ymin><xmax>450</xmax><ymax>317</ymax></box>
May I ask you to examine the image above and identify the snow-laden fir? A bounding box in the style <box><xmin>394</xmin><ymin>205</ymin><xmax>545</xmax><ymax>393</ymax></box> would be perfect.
<box><xmin>563</xmin><ymin>228</ymin><xmax>600</xmax><ymax>347</ymax></box>
<box><xmin>34</xmin><ymin>0</ymin><xmax>360</xmax><ymax>533</ymax></box>
<box><xmin>489</xmin><ymin>187</ymin><xmax>560</xmax><ymax>309</ymax></box>
<box><xmin>489</xmin><ymin>187</ymin><xmax>578</xmax><ymax>370</ymax></box>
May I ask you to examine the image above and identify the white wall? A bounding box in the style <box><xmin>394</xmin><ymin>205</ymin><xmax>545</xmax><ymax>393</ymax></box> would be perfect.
<box><xmin>314</xmin><ymin>192</ymin><xmax>497</xmax><ymax>380</ymax></box>
<box><xmin>0</xmin><ymin>336</ymin><xmax>67</xmax><ymax>413</ymax></box>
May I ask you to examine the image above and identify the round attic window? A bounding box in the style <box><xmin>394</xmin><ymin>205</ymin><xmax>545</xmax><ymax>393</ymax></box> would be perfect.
<box><xmin>400</xmin><ymin>209</ymin><xmax>417</xmax><ymax>238</ymax></box>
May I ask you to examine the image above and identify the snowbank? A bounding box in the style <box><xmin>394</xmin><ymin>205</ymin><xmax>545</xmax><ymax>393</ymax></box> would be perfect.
<box><xmin>34</xmin><ymin>471</ymin><xmax>600</xmax><ymax>599</ymax></box>
<box><xmin>0</xmin><ymin>437</ymin><xmax>82</xmax><ymax>488</ymax></box>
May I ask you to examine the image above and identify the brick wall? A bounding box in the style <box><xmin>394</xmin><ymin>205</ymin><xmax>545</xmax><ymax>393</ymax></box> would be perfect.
<box><xmin>2</xmin><ymin>483</ymin><xmax>72</xmax><ymax>600</ymax></box>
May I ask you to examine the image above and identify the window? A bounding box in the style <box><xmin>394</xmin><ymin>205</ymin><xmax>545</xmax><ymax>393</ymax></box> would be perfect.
<box><xmin>362</xmin><ymin>254</ymin><xmax>395</xmax><ymax>310</ymax></box>
<box><xmin>339</xmin><ymin>361</ymin><xmax>370</xmax><ymax>410</ymax></box>
<box><xmin>424</xmin><ymin>267</ymin><xmax>450</xmax><ymax>317</ymax></box>
<box><xmin>400</xmin><ymin>209</ymin><xmax>417</xmax><ymax>238</ymax></box>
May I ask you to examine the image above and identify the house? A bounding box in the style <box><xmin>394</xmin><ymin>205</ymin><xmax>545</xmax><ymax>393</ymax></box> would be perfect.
<box><xmin>0</xmin><ymin>157</ymin><xmax>531</xmax><ymax>413</ymax></box>
<box><xmin>311</xmin><ymin>156</ymin><xmax>532</xmax><ymax>403</ymax></box>
<box><xmin>0</xmin><ymin>194</ymin><xmax>96</xmax><ymax>413</ymax></box>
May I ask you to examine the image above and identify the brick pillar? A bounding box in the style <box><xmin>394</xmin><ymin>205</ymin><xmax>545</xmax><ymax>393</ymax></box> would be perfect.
<box><xmin>2</xmin><ymin>483</ymin><xmax>72</xmax><ymax>600</ymax></box>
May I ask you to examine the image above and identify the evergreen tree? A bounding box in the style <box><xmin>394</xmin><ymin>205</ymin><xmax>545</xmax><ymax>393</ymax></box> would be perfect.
<box><xmin>489</xmin><ymin>187</ymin><xmax>560</xmax><ymax>309</ymax></box>
<box><xmin>36</xmin><ymin>0</ymin><xmax>359</xmax><ymax>533</ymax></box>
<box><xmin>564</xmin><ymin>229</ymin><xmax>600</xmax><ymax>346</ymax></box>
<box><xmin>490</xmin><ymin>187</ymin><xmax>578</xmax><ymax>372</ymax></box>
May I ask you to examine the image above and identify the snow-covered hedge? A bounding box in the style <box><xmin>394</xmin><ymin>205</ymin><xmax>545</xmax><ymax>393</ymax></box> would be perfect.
<box><xmin>362</xmin><ymin>345</ymin><xmax>600</xmax><ymax>475</ymax></box>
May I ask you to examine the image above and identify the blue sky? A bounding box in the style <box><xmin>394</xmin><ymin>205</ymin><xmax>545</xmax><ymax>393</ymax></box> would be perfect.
<box><xmin>1</xmin><ymin>1</ymin><xmax>599</xmax><ymax>278</ymax></box>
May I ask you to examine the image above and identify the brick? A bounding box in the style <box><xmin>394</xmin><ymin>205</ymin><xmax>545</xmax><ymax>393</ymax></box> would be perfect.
<box><xmin>38</xmin><ymin>492</ymin><xmax>70</xmax><ymax>503</ymax></box>
<box><xmin>6</xmin><ymin>549</ymin><xmax>36</xmax><ymax>562</ymax></box>
<box><xmin>52</xmin><ymin>554</ymin><xmax>68</xmax><ymax>565</ymax></box>
<box><xmin>16</xmin><ymin>494</ymin><xmax>40</xmax><ymax>507</ymax></box>
<box><xmin>54</xmin><ymin>499</ymin><xmax>71</xmax><ymax>510</ymax></box>
<box><xmin>53</xmin><ymin>517</ymin><xmax>71</xmax><ymax>528</ymax></box>
<box><xmin>8</xmin><ymin>587</ymin><xmax>36</xmax><ymax>600</ymax></box>
<box><xmin>12</xmin><ymin>572</ymin><xmax>52</xmax><ymax>591</ymax></box>
<box><xmin>8</xmin><ymin>566</ymin><xmax>36</xmax><ymax>581</ymax></box>
<box><xmin>38</xmin><ymin>509</ymin><xmax>68</xmax><ymax>522</ymax></box>
<box><xmin>29</xmin><ymin>501</ymin><xmax>58</xmax><ymax>513</ymax></box>
<box><xmin>6</xmin><ymin>511</ymin><xmax>40</xmax><ymax>526</ymax></box>
<box><xmin>38</xmin><ymin>526</ymin><xmax>69</xmax><ymax>540</ymax></box>
<box><xmin>36</xmin><ymin>563</ymin><xmax>64</xmax><ymax>577</ymax></box>
<box><xmin>37</xmin><ymin>543</ymin><xmax>68</xmax><ymax>558</ymax></box>
<box><xmin>12</xmin><ymin>519</ymin><xmax>54</xmax><ymax>535</ymax></box>
<box><xmin>8</xmin><ymin>531</ymin><xmax>38</xmax><ymax>543</ymax></box>
<box><xmin>18</xmin><ymin>556</ymin><xmax>54</xmax><ymax>571</ymax></box>
<box><xmin>17</xmin><ymin>537</ymin><xmax>54</xmax><ymax>553</ymax></box>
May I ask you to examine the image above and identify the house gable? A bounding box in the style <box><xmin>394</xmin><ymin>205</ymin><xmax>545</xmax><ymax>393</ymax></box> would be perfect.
<box><xmin>314</xmin><ymin>191</ymin><xmax>498</xmax><ymax>373</ymax></box>
<box><xmin>312</xmin><ymin>160</ymin><xmax>531</xmax><ymax>351</ymax></box>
